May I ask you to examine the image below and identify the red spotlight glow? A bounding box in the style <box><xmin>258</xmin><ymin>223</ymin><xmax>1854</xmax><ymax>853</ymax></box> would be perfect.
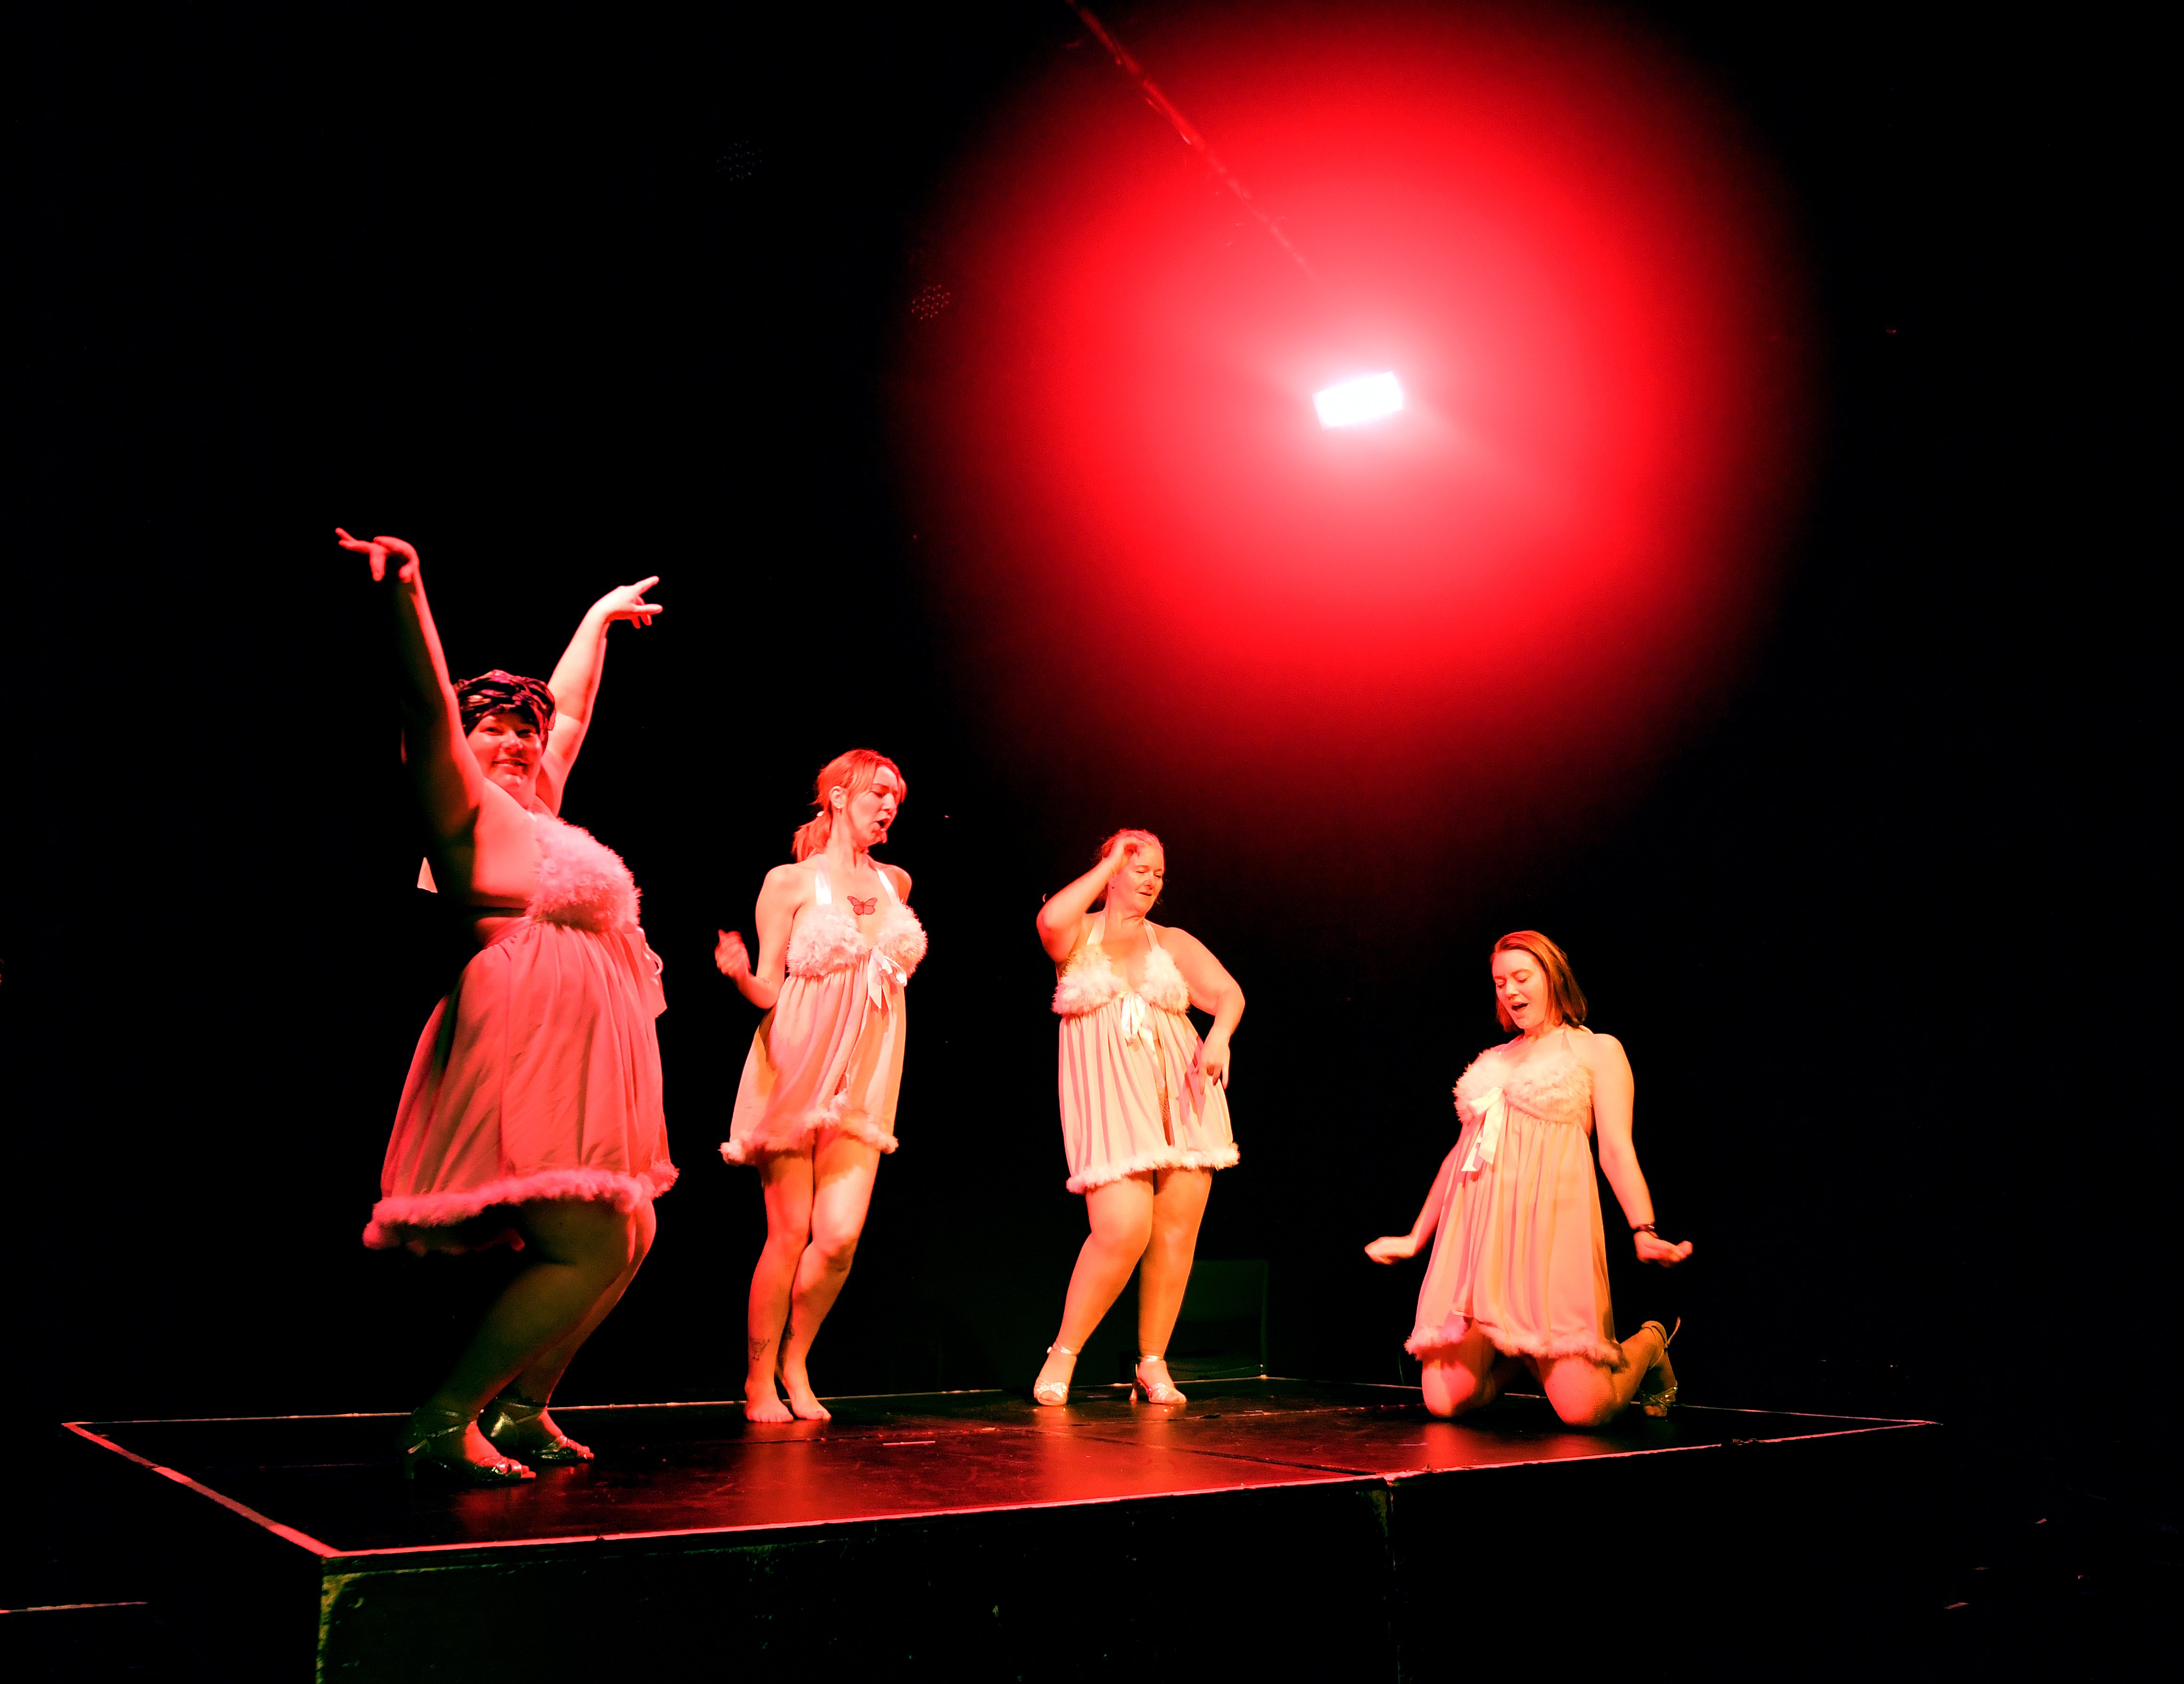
<box><xmin>899</xmin><ymin>2</ymin><xmax>1812</xmax><ymax>867</ymax></box>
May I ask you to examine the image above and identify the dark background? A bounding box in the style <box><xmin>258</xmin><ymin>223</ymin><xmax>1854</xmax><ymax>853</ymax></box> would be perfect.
<box><xmin>9</xmin><ymin>0</ymin><xmax>2172</xmax><ymax>1646</ymax></box>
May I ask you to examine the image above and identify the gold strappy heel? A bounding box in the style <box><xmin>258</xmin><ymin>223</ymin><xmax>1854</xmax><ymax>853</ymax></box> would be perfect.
<box><xmin>1033</xmin><ymin>1344</ymin><xmax>1078</xmax><ymax>1407</ymax></box>
<box><xmin>1635</xmin><ymin>1318</ymin><xmax>1680</xmax><ymax>1417</ymax></box>
<box><xmin>1133</xmin><ymin>1354</ymin><xmax>1186</xmax><ymax>1406</ymax></box>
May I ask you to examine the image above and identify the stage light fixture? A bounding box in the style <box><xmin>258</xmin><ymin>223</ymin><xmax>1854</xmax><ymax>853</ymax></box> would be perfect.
<box><xmin>1314</xmin><ymin>372</ymin><xmax>1404</xmax><ymax>428</ymax></box>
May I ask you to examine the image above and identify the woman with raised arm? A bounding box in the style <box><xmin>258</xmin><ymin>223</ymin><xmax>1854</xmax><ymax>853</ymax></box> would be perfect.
<box><xmin>1029</xmin><ymin>831</ymin><xmax>1242</xmax><ymax>1408</ymax></box>
<box><xmin>339</xmin><ymin>528</ymin><xmax>674</xmax><ymax>1484</ymax></box>
<box><xmin>1367</xmin><ymin>932</ymin><xmax>1691</xmax><ymax>1428</ymax></box>
<box><xmin>715</xmin><ymin>751</ymin><xmax>926</xmax><ymax>1423</ymax></box>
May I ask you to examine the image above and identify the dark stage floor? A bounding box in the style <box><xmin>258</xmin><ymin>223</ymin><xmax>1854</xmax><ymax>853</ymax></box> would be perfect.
<box><xmin>50</xmin><ymin>1378</ymin><xmax>1951</xmax><ymax>1680</ymax></box>
<box><xmin>69</xmin><ymin>1377</ymin><xmax>1908</xmax><ymax>1554</ymax></box>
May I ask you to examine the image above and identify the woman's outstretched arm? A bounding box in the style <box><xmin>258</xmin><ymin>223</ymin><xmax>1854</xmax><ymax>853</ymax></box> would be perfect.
<box><xmin>338</xmin><ymin>530</ymin><xmax>483</xmax><ymax>846</ymax></box>
<box><xmin>1366</xmin><ymin>1147</ymin><xmax>1458</xmax><ymax>1263</ymax></box>
<box><xmin>1034</xmin><ymin>834</ymin><xmax>1133</xmax><ymax>960</ymax></box>
<box><xmin>536</xmin><ymin>577</ymin><xmax>663</xmax><ymax>814</ymax></box>
<box><xmin>1588</xmin><ymin>1034</ymin><xmax>1693</xmax><ymax>1266</ymax></box>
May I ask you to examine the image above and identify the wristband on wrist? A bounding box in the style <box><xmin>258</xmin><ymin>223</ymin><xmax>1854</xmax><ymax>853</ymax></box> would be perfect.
<box><xmin>1630</xmin><ymin>1221</ymin><xmax>1657</xmax><ymax>1237</ymax></box>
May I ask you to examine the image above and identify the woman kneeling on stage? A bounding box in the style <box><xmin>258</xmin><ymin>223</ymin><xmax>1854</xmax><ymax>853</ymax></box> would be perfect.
<box><xmin>1367</xmin><ymin>931</ymin><xmax>1691</xmax><ymax>1427</ymax></box>
<box><xmin>341</xmin><ymin>530</ymin><xmax>675</xmax><ymax>1484</ymax></box>
<box><xmin>1031</xmin><ymin>831</ymin><xmax>1243</xmax><ymax>1408</ymax></box>
<box><xmin>717</xmin><ymin>751</ymin><xmax>926</xmax><ymax>1423</ymax></box>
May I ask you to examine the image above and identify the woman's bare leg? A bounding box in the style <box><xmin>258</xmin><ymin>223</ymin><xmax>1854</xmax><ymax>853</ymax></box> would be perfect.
<box><xmin>1420</xmin><ymin>1325</ymin><xmax>1510</xmax><ymax>1417</ymax></box>
<box><xmin>512</xmin><ymin>1198</ymin><xmax>657</xmax><ymax>1402</ymax></box>
<box><xmin>776</xmin><ymin>1135</ymin><xmax>883</xmax><ymax>1420</ymax></box>
<box><xmin>1135</xmin><ymin>1168</ymin><xmax>1211</xmax><ymax>1359</ymax></box>
<box><xmin>745</xmin><ymin>1153</ymin><xmax>814</xmax><ymax>1423</ymax></box>
<box><xmin>419</xmin><ymin>1200</ymin><xmax>648</xmax><ymax>1465</ymax></box>
<box><xmin>1033</xmin><ymin>1176</ymin><xmax>1157</xmax><ymax>1396</ymax></box>
<box><xmin>1538</xmin><ymin>1323</ymin><xmax>1670</xmax><ymax>1428</ymax></box>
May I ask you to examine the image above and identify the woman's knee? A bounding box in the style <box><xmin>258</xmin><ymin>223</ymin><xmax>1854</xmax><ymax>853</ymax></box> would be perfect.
<box><xmin>1421</xmin><ymin>1360</ymin><xmax>1486</xmax><ymax>1418</ymax></box>
<box><xmin>1545</xmin><ymin>1375</ymin><xmax>1621</xmax><ymax>1430</ymax></box>
<box><xmin>806</xmin><ymin>1223</ymin><xmax>861</xmax><ymax>1273</ymax></box>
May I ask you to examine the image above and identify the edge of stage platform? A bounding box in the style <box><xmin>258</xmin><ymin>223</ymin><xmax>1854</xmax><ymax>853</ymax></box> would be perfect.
<box><xmin>58</xmin><ymin>1379</ymin><xmax>1945</xmax><ymax>1682</ymax></box>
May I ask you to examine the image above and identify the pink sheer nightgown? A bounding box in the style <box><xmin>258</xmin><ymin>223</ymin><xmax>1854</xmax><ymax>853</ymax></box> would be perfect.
<box><xmin>721</xmin><ymin>861</ymin><xmax>926</xmax><ymax>1163</ymax></box>
<box><xmin>1052</xmin><ymin>917</ymin><xmax>1237</xmax><ymax>1193</ymax></box>
<box><xmin>365</xmin><ymin>813</ymin><xmax>676</xmax><ymax>1253</ymax></box>
<box><xmin>1408</xmin><ymin>1026</ymin><xmax>1623</xmax><ymax>1369</ymax></box>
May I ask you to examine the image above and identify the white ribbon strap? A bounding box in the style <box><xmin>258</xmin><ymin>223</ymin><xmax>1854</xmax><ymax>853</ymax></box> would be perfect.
<box><xmin>1458</xmin><ymin>1087</ymin><xmax>1508</xmax><ymax>1174</ymax></box>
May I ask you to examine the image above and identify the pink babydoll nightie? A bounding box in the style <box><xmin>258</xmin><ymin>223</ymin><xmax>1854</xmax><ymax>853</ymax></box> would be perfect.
<box><xmin>1052</xmin><ymin>918</ymin><xmax>1238</xmax><ymax>1192</ymax></box>
<box><xmin>1408</xmin><ymin>1025</ymin><xmax>1623</xmax><ymax>1369</ymax></box>
<box><xmin>365</xmin><ymin>813</ymin><xmax>677</xmax><ymax>1252</ymax></box>
<box><xmin>721</xmin><ymin>862</ymin><xmax>926</xmax><ymax>1163</ymax></box>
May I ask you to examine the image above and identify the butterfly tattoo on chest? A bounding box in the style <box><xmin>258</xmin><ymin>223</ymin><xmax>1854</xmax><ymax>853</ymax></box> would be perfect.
<box><xmin>848</xmin><ymin>895</ymin><xmax>879</xmax><ymax>917</ymax></box>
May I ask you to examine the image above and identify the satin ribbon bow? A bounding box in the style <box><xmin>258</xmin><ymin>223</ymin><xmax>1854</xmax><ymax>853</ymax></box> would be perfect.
<box><xmin>1116</xmin><ymin>989</ymin><xmax>1154</xmax><ymax>1047</ymax></box>
<box><xmin>866</xmin><ymin>948</ymin><xmax>909</xmax><ymax>1012</ymax></box>
<box><xmin>1458</xmin><ymin>1087</ymin><xmax>1509</xmax><ymax>1175</ymax></box>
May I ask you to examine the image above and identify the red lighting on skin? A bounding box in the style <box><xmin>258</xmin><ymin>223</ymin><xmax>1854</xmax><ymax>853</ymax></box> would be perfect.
<box><xmin>900</xmin><ymin>2</ymin><xmax>1812</xmax><ymax>860</ymax></box>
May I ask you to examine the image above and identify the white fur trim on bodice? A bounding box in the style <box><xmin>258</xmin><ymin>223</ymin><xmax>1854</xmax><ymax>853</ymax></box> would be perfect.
<box><xmin>528</xmin><ymin>814</ymin><xmax>643</xmax><ymax>933</ymax></box>
<box><xmin>786</xmin><ymin>904</ymin><xmax>927</xmax><ymax>980</ymax></box>
<box><xmin>1455</xmin><ymin>1028</ymin><xmax>1594</xmax><ymax>1129</ymax></box>
<box><xmin>1053</xmin><ymin>933</ymin><xmax>1190</xmax><ymax>1017</ymax></box>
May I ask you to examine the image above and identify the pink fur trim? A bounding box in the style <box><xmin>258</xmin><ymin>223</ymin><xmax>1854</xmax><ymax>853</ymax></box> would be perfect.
<box><xmin>1052</xmin><ymin>946</ymin><xmax>1191</xmax><ymax>1016</ymax></box>
<box><xmin>1066</xmin><ymin>1141</ymin><xmax>1239</xmax><ymax>1193</ymax></box>
<box><xmin>530</xmin><ymin>816</ymin><xmax>643</xmax><ymax>933</ymax></box>
<box><xmin>1454</xmin><ymin>1028</ymin><xmax>1595</xmax><ymax>1130</ymax></box>
<box><xmin>1406</xmin><ymin>1319</ymin><xmax>1628</xmax><ymax>1371</ymax></box>
<box><xmin>362</xmin><ymin>1162</ymin><xmax>678</xmax><ymax>1249</ymax></box>
<box><xmin>786</xmin><ymin>907</ymin><xmax>929</xmax><ymax>980</ymax></box>
<box><xmin>719</xmin><ymin>1112</ymin><xmax>900</xmax><ymax>1166</ymax></box>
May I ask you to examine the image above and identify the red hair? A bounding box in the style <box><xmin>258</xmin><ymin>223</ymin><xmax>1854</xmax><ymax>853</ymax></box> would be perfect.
<box><xmin>791</xmin><ymin>749</ymin><xmax>906</xmax><ymax>861</ymax></box>
<box><xmin>1491</xmin><ymin>931</ymin><xmax>1588</xmax><ymax>1030</ymax></box>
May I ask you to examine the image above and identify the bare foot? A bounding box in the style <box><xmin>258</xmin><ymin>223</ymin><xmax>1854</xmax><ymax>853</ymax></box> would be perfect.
<box><xmin>744</xmin><ymin>1379</ymin><xmax>796</xmax><ymax>1424</ymax></box>
<box><xmin>778</xmin><ymin>1363</ymin><xmax>832</xmax><ymax>1422</ymax></box>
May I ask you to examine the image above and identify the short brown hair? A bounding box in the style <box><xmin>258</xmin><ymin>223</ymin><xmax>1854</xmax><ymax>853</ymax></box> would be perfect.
<box><xmin>1491</xmin><ymin>931</ymin><xmax>1587</xmax><ymax>1030</ymax></box>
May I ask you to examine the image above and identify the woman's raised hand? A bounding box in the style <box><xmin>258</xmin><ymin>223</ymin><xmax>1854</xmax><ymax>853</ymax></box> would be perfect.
<box><xmin>1099</xmin><ymin>833</ymin><xmax>1137</xmax><ymax>878</ymax></box>
<box><xmin>1635</xmin><ymin>1230</ymin><xmax>1693</xmax><ymax>1267</ymax></box>
<box><xmin>714</xmin><ymin>928</ymin><xmax>752</xmax><ymax>980</ymax></box>
<box><xmin>1364</xmin><ymin>1233</ymin><xmax>1422</xmax><ymax>1265</ymax></box>
<box><xmin>336</xmin><ymin>528</ymin><xmax>420</xmax><ymax>584</ymax></box>
<box><xmin>590</xmin><ymin>577</ymin><xmax>664</xmax><ymax>630</ymax></box>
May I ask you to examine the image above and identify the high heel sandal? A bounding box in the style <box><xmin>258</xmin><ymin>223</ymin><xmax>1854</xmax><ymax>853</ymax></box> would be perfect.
<box><xmin>1133</xmin><ymin>1354</ymin><xmax>1186</xmax><ymax>1407</ymax></box>
<box><xmin>399</xmin><ymin>1406</ymin><xmax>535</xmax><ymax>1485</ymax></box>
<box><xmin>1635</xmin><ymin>1318</ymin><xmax>1680</xmax><ymax>1417</ymax></box>
<box><xmin>480</xmin><ymin>1391</ymin><xmax>594</xmax><ymax>1464</ymax></box>
<box><xmin>1033</xmin><ymin>1345</ymin><xmax>1078</xmax><ymax>1407</ymax></box>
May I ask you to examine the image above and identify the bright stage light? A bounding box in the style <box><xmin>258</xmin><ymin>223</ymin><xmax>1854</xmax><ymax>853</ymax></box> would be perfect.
<box><xmin>1314</xmin><ymin>372</ymin><xmax>1404</xmax><ymax>428</ymax></box>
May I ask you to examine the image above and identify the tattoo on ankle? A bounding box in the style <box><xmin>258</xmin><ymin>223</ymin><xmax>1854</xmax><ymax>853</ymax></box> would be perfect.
<box><xmin>748</xmin><ymin>1334</ymin><xmax>775</xmax><ymax>1360</ymax></box>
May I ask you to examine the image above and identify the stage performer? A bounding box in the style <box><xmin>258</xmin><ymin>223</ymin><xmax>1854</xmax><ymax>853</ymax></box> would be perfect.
<box><xmin>1367</xmin><ymin>932</ymin><xmax>1691</xmax><ymax>1427</ymax></box>
<box><xmin>715</xmin><ymin>751</ymin><xmax>926</xmax><ymax>1423</ymax></box>
<box><xmin>340</xmin><ymin>529</ymin><xmax>674</xmax><ymax>1485</ymax></box>
<box><xmin>1030</xmin><ymin>831</ymin><xmax>1242</xmax><ymax>1408</ymax></box>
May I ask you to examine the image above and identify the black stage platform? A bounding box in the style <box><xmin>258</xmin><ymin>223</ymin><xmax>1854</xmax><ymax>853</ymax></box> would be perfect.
<box><xmin>63</xmin><ymin>1379</ymin><xmax>1940</xmax><ymax>1680</ymax></box>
